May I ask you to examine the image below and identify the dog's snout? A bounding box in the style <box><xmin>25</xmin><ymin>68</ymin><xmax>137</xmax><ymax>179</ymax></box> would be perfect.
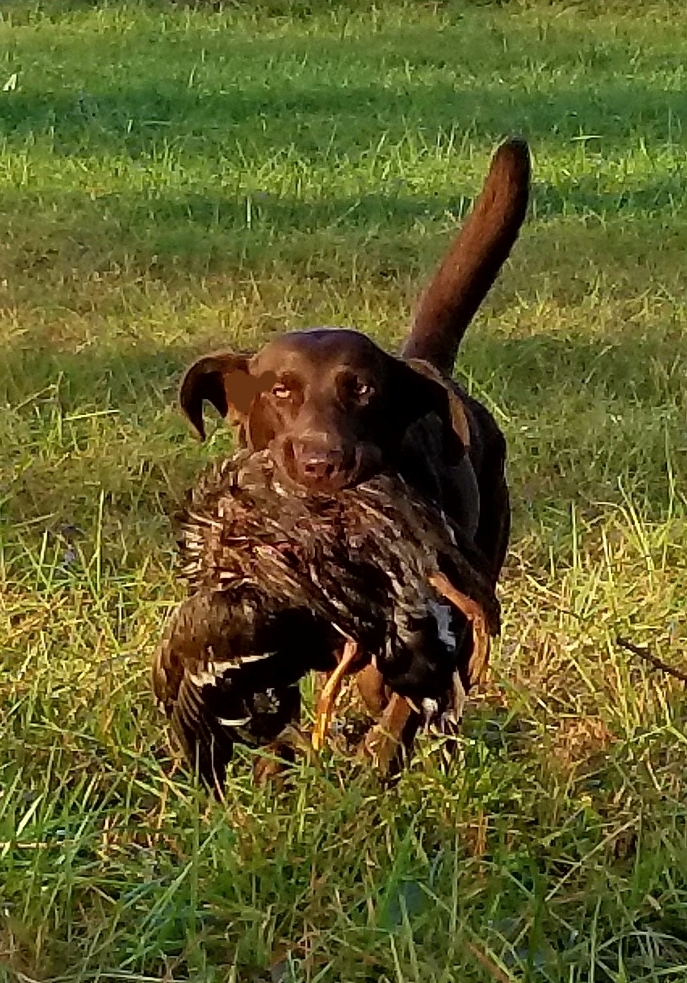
<box><xmin>293</xmin><ymin>434</ymin><xmax>348</xmax><ymax>486</ymax></box>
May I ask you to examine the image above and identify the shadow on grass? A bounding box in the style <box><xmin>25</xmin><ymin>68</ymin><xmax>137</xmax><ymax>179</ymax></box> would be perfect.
<box><xmin>2</xmin><ymin>66</ymin><xmax>687</xmax><ymax>159</ymax></box>
<box><xmin>3</xmin><ymin>179</ymin><xmax>687</xmax><ymax>313</ymax></box>
<box><xmin>2</xmin><ymin>309</ymin><xmax>684</xmax><ymax>544</ymax></box>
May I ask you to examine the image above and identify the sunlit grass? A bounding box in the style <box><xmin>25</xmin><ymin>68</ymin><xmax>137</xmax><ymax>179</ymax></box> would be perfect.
<box><xmin>1</xmin><ymin>1</ymin><xmax>687</xmax><ymax>980</ymax></box>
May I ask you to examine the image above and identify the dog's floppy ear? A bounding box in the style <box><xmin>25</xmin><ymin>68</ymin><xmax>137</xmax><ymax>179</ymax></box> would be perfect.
<box><xmin>383</xmin><ymin>356</ymin><xmax>473</xmax><ymax>514</ymax></box>
<box><xmin>179</xmin><ymin>352</ymin><xmax>276</xmax><ymax>440</ymax></box>
<box><xmin>388</xmin><ymin>356</ymin><xmax>470</xmax><ymax>454</ymax></box>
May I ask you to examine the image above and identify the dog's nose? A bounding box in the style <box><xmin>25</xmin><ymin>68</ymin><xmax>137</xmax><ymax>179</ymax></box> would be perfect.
<box><xmin>294</xmin><ymin>436</ymin><xmax>346</xmax><ymax>484</ymax></box>
<box><xmin>300</xmin><ymin>449</ymin><xmax>345</xmax><ymax>480</ymax></box>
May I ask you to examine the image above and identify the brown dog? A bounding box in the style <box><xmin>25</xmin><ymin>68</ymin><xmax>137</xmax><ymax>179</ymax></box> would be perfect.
<box><xmin>179</xmin><ymin>137</ymin><xmax>530</xmax><ymax>768</ymax></box>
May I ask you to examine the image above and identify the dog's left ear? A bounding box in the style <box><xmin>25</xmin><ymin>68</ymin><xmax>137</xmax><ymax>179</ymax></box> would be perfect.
<box><xmin>387</xmin><ymin>357</ymin><xmax>471</xmax><ymax>454</ymax></box>
<box><xmin>179</xmin><ymin>352</ymin><xmax>276</xmax><ymax>440</ymax></box>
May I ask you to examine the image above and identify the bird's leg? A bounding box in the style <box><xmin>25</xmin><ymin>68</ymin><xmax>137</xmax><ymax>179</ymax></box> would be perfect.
<box><xmin>355</xmin><ymin>663</ymin><xmax>388</xmax><ymax>719</ymax></box>
<box><xmin>312</xmin><ymin>639</ymin><xmax>359</xmax><ymax>752</ymax></box>
<box><xmin>428</xmin><ymin>572</ymin><xmax>491</xmax><ymax>686</ymax></box>
<box><xmin>360</xmin><ymin>692</ymin><xmax>419</xmax><ymax>776</ymax></box>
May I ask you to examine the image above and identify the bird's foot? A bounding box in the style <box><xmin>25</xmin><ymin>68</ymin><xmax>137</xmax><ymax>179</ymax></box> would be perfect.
<box><xmin>358</xmin><ymin>692</ymin><xmax>417</xmax><ymax>777</ymax></box>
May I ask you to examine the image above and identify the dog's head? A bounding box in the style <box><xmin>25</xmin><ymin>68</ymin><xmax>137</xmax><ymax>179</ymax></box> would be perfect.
<box><xmin>180</xmin><ymin>328</ymin><xmax>465</xmax><ymax>494</ymax></box>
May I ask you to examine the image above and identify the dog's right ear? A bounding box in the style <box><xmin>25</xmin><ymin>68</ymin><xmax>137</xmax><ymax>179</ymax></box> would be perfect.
<box><xmin>179</xmin><ymin>352</ymin><xmax>276</xmax><ymax>440</ymax></box>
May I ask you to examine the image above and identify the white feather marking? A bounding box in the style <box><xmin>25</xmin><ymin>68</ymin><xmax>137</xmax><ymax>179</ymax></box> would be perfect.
<box><xmin>188</xmin><ymin>669</ymin><xmax>219</xmax><ymax>687</ymax></box>
<box><xmin>439</xmin><ymin>509</ymin><xmax>457</xmax><ymax>545</ymax></box>
<box><xmin>421</xmin><ymin>698</ymin><xmax>439</xmax><ymax>721</ymax></box>
<box><xmin>217</xmin><ymin>715</ymin><xmax>252</xmax><ymax>728</ymax></box>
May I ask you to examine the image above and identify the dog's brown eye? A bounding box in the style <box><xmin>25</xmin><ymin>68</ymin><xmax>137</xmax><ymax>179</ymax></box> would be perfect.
<box><xmin>338</xmin><ymin>373</ymin><xmax>374</xmax><ymax>405</ymax></box>
<box><xmin>272</xmin><ymin>384</ymin><xmax>291</xmax><ymax>399</ymax></box>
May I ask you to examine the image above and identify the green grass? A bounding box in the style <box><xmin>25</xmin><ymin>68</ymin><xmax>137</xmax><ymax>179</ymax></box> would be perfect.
<box><xmin>1</xmin><ymin>0</ymin><xmax>687</xmax><ymax>979</ymax></box>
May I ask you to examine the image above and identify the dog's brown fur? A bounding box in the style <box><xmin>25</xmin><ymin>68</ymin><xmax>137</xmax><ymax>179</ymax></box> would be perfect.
<box><xmin>179</xmin><ymin>137</ymin><xmax>531</xmax><ymax>766</ymax></box>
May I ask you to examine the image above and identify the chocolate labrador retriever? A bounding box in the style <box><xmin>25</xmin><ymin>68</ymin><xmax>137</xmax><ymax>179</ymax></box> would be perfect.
<box><xmin>179</xmin><ymin>137</ymin><xmax>530</xmax><ymax>766</ymax></box>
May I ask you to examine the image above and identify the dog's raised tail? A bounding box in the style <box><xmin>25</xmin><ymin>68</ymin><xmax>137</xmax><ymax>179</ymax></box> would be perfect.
<box><xmin>402</xmin><ymin>137</ymin><xmax>530</xmax><ymax>376</ymax></box>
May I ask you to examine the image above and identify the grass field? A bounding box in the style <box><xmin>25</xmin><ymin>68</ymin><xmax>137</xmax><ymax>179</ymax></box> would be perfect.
<box><xmin>2</xmin><ymin>1</ymin><xmax>687</xmax><ymax>979</ymax></box>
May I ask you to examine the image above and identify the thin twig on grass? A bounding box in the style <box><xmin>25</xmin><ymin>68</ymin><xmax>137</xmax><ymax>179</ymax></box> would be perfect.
<box><xmin>615</xmin><ymin>635</ymin><xmax>687</xmax><ymax>684</ymax></box>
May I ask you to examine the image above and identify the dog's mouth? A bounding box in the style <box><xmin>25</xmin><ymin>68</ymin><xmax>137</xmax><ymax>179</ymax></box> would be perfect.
<box><xmin>271</xmin><ymin>440</ymin><xmax>382</xmax><ymax>495</ymax></box>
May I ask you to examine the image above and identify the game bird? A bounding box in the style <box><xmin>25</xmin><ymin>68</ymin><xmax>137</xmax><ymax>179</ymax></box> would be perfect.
<box><xmin>153</xmin><ymin>449</ymin><xmax>500</xmax><ymax>791</ymax></box>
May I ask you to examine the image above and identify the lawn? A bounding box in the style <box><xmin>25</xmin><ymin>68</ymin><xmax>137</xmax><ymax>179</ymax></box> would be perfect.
<box><xmin>1</xmin><ymin>0</ymin><xmax>687</xmax><ymax>979</ymax></box>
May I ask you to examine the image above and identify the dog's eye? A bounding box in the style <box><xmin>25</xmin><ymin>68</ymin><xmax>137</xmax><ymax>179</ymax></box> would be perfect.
<box><xmin>338</xmin><ymin>374</ymin><xmax>374</xmax><ymax>405</ymax></box>
<box><xmin>272</xmin><ymin>384</ymin><xmax>291</xmax><ymax>399</ymax></box>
